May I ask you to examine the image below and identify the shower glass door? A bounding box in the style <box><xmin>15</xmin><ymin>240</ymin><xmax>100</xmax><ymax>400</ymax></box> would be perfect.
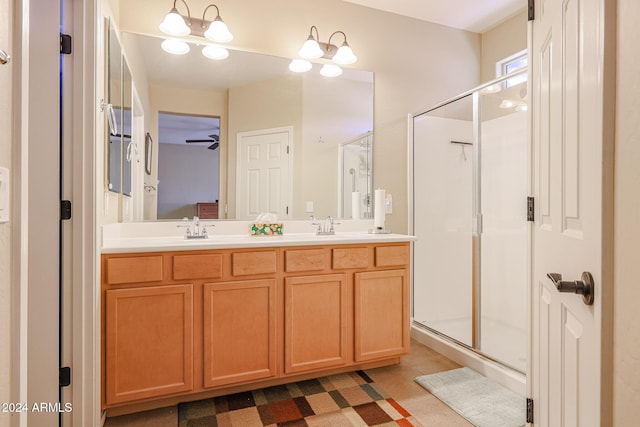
<box><xmin>411</xmin><ymin>71</ymin><xmax>528</xmax><ymax>373</ymax></box>
<box><xmin>412</xmin><ymin>94</ymin><xmax>475</xmax><ymax>347</ymax></box>
<box><xmin>478</xmin><ymin>77</ymin><xmax>528</xmax><ymax>371</ymax></box>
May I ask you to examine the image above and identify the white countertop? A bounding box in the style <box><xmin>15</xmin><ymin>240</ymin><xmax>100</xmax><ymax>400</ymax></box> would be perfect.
<box><xmin>101</xmin><ymin>220</ymin><xmax>416</xmax><ymax>254</ymax></box>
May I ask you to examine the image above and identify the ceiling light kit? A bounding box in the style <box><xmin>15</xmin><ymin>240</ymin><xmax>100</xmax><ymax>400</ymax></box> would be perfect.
<box><xmin>159</xmin><ymin>0</ymin><xmax>233</xmax><ymax>59</ymax></box>
<box><xmin>290</xmin><ymin>25</ymin><xmax>358</xmax><ymax>77</ymax></box>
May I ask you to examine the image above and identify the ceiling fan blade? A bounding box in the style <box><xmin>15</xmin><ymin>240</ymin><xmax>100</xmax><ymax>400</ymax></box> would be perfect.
<box><xmin>208</xmin><ymin>142</ymin><xmax>219</xmax><ymax>150</ymax></box>
<box><xmin>185</xmin><ymin>139</ymin><xmax>212</xmax><ymax>143</ymax></box>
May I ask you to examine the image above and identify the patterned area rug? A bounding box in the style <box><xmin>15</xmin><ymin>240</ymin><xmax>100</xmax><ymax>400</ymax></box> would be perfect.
<box><xmin>178</xmin><ymin>370</ymin><xmax>420</xmax><ymax>426</ymax></box>
<box><xmin>415</xmin><ymin>367</ymin><xmax>525</xmax><ymax>427</ymax></box>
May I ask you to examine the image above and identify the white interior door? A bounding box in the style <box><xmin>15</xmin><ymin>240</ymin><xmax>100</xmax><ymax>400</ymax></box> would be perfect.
<box><xmin>236</xmin><ymin>127</ymin><xmax>292</xmax><ymax>220</ymax></box>
<box><xmin>530</xmin><ymin>0</ymin><xmax>612</xmax><ymax>425</ymax></box>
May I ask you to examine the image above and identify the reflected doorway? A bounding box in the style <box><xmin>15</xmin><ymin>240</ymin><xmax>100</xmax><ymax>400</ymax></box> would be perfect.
<box><xmin>157</xmin><ymin>112</ymin><xmax>221</xmax><ymax>219</ymax></box>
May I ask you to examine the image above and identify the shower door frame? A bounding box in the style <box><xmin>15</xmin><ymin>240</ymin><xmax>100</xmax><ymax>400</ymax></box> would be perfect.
<box><xmin>408</xmin><ymin>69</ymin><xmax>529</xmax><ymax>373</ymax></box>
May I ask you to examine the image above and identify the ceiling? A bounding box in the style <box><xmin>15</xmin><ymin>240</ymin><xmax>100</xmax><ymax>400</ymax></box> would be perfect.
<box><xmin>343</xmin><ymin>0</ymin><xmax>526</xmax><ymax>33</ymax></box>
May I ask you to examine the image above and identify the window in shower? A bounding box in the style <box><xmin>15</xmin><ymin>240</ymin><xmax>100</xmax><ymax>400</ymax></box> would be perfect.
<box><xmin>411</xmin><ymin>71</ymin><xmax>528</xmax><ymax>373</ymax></box>
<box><xmin>497</xmin><ymin>49</ymin><xmax>528</xmax><ymax>88</ymax></box>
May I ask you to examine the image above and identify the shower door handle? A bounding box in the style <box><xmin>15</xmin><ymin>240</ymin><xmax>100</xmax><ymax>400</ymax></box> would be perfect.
<box><xmin>546</xmin><ymin>272</ymin><xmax>594</xmax><ymax>305</ymax></box>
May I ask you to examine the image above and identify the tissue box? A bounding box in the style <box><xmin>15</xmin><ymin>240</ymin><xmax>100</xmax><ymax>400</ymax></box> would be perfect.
<box><xmin>250</xmin><ymin>223</ymin><xmax>284</xmax><ymax>236</ymax></box>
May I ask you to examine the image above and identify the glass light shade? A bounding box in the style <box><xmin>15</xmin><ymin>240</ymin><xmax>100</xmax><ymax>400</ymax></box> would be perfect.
<box><xmin>202</xmin><ymin>45</ymin><xmax>229</xmax><ymax>60</ymax></box>
<box><xmin>159</xmin><ymin>8</ymin><xmax>191</xmax><ymax>36</ymax></box>
<box><xmin>298</xmin><ymin>37</ymin><xmax>324</xmax><ymax>59</ymax></box>
<box><xmin>161</xmin><ymin>39</ymin><xmax>190</xmax><ymax>55</ymax></box>
<box><xmin>332</xmin><ymin>43</ymin><xmax>357</xmax><ymax>65</ymax></box>
<box><xmin>288</xmin><ymin>59</ymin><xmax>312</xmax><ymax>73</ymax></box>
<box><xmin>515</xmin><ymin>103</ymin><xmax>528</xmax><ymax>112</ymax></box>
<box><xmin>204</xmin><ymin>18</ymin><xmax>233</xmax><ymax>43</ymax></box>
<box><xmin>320</xmin><ymin>64</ymin><xmax>343</xmax><ymax>78</ymax></box>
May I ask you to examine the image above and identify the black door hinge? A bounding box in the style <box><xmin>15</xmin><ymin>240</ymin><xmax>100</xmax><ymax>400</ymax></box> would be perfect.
<box><xmin>60</xmin><ymin>34</ymin><xmax>72</xmax><ymax>54</ymax></box>
<box><xmin>286</xmin><ymin>145</ymin><xmax>290</xmax><ymax>154</ymax></box>
<box><xmin>526</xmin><ymin>398</ymin><xmax>534</xmax><ymax>423</ymax></box>
<box><xmin>528</xmin><ymin>0</ymin><xmax>535</xmax><ymax>21</ymax></box>
<box><xmin>61</xmin><ymin>200</ymin><xmax>72</xmax><ymax>220</ymax></box>
<box><xmin>286</xmin><ymin>206</ymin><xmax>289</xmax><ymax>215</ymax></box>
<box><xmin>60</xmin><ymin>367</ymin><xmax>71</xmax><ymax>387</ymax></box>
<box><xmin>527</xmin><ymin>197</ymin><xmax>534</xmax><ymax>222</ymax></box>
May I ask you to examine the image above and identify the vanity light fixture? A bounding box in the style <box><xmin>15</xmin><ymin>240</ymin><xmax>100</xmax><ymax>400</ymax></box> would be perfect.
<box><xmin>159</xmin><ymin>0</ymin><xmax>233</xmax><ymax>59</ymax></box>
<box><xmin>290</xmin><ymin>25</ymin><xmax>357</xmax><ymax>77</ymax></box>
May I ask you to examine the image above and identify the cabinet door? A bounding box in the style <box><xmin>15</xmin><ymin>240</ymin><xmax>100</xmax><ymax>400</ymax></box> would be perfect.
<box><xmin>203</xmin><ymin>279</ymin><xmax>277</xmax><ymax>387</ymax></box>
<box><xmin>105</xmin><ymin>285</ymin><xmax>193</xmax><ymax>404</ymax></box>
<box><xmin>284</xmin><ymin>274</ymin><xmax>348</xmax><ymax>373</ymax></box>
<box><xmin>354</xmin><ymin>269</ymin><xmax>409</xmax><ymax>362</ymax></box>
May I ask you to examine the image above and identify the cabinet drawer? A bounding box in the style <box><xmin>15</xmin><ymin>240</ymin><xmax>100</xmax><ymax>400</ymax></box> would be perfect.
<box><xmin>332</xmin><ymin>247</ymin><xmax>369</xmax><ymax>269</ymax></box>
<box><xmin>285</xmin><ymin>249</ymin><xmax>326</xmax><ymax>273</ymax></box>
<box><xmin>375</xmin><ymin>245</ymin><xmax>409</xmax><ymax>267</ymax></box>
<box><xmin>173</xmin><ymin>253</ymin><xmax>223</xmax><ymax>280</ymax></box>
<box><xmin>106</xmin><ymin>255</ymin><xmax>163</xmax><ymax>285</ymax></box>
<box><xmin>232</xmin><ymin>251</ymin><xmax>277</xmax><ymax>276</ymax></box>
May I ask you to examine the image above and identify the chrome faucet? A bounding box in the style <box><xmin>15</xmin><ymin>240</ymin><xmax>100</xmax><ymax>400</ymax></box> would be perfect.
<box><xmin>310</xmin><ymin>215</ymin><xmax>340</xmax><ymax>235</ymax></box>
<box><xmin>178</xmin><ymin>216</ymin><xmax>214</xmax><ymax>239</ymax></box>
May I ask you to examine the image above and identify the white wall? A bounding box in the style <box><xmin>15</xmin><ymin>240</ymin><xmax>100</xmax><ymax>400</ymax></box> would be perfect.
<box><xmin>614</xmin><ymin>0</ymin><xmax>640</xmax><ymax>423</ymax></box>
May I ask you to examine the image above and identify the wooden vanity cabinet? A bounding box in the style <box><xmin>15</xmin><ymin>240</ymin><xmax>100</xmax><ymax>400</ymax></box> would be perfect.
<box><xmin>354</xmin><ymin>269</ymin><xmax>410</xmax><ymax>362</ymax></box>
<box><xmin>284</xmin><ymin>274</ymin><xmax>349</xmax><ymax>373</ymax></box>
<box><xmin>101</xmin><ymin>242</ymin><xmax>410</xmax><ymax>413</ymax></box>
<box><xmin>203</xmin><ymin>279</ymin><xmax>277</xmax><ymax>387</ymax></box>
<box><xmin>104</xmin><ymin>284</ymin><xmax>194</xmax><ymax>404</ymax></box>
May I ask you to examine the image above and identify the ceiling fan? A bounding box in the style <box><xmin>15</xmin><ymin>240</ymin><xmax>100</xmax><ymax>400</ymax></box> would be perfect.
<box><xmin>185</xmin><ymin>134</ymin><xmax>219</xmax><ymax>150</ymax></box>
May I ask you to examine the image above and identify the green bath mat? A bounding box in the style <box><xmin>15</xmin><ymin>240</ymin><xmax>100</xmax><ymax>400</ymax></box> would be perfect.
<box><xmin>415</xmin><ymin>367</ymin><xmax>525</xmax><ymax>427</ymax></box>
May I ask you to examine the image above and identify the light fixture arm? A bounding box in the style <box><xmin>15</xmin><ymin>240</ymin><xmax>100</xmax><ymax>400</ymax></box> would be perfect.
<box><xmin>201</xmin><ymin>3</ymin><xmax>221</xmax><ymax>26</ymax></box>
<box><xmin>308</xmin><ymin>25</ymin><xmax>320</xmax><ymax>42</ymax></box>
<box><xmin>326</xmin><ymin>30</ymin><xmax>347</xmax><ymax>53</ymax></box>
<box><xmin>173</xmin><ymin>0</ymin><xmax>192</xmax><ymax>26</ymax></box>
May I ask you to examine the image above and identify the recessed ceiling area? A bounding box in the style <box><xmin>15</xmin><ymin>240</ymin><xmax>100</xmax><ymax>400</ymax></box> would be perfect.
<box><xmin>343</xmin><ymin>0</ymin><xmax>525</xmax><ymax>33</ymax></box>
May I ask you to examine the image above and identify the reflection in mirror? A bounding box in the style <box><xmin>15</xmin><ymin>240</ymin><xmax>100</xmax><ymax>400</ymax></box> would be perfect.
<box><xmin>340</xmin><ymin>132</ymin><xmax>373</xmax><ymax>219</ymax></box>
<box><xmin>157</xmin><ymin>112</ymin><xmax>221</xmax><ymax>219</ymax></box>
<box><xmin>122</xmin><ymin>61</ymin><xmax>132</xmax><ymax>196</ymax></box>
<box><xmin>120</xmin><ymin>31</ymin><xmax>373</xmax><ymax>220</ymax></box>
<box><xmin>107</xmin><ymin>21</ymin><xmax>122</xmax><ymax>193</ymax></box>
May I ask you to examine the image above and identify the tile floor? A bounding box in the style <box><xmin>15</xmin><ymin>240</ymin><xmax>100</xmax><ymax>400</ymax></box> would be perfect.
<box><xmin>104</xmin><ymin>339</ymin><xmax>472</xmax><ymax>426</ymax></box>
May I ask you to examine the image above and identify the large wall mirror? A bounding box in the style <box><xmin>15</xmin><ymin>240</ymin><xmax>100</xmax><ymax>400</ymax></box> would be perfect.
<box><xmin>107</xmin><ymin>10</ymin><xmax>374</xmax><ymax>221</ymax></box>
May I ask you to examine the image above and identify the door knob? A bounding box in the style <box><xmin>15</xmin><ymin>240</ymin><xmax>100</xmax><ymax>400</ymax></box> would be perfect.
<box><xmin>546</xmin><ymin>272</ymin><xmax>594</xmax><ymax>305</ymax></box>
<box><xmin>0</xmin><ymin>50</ymin><xmax>10</xmax><ymax>65</ymax></box>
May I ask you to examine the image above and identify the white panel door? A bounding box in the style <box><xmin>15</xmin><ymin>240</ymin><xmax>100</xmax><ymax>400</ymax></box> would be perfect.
<box><xmin>530</xmin><ymin>0</ymin><xmax>612</xmax><ymax>425</ymax></box>
<box><xmin>237</xmin><ymin>127</ymin><xmax>292</xmax><ymax>219</ymax></box>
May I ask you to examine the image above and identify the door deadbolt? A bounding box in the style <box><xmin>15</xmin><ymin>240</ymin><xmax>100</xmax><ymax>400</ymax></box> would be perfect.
<box><xmin>546</xmin><ymin>272</ymin><xmax>594</xmax><ymax>305</ymax></box>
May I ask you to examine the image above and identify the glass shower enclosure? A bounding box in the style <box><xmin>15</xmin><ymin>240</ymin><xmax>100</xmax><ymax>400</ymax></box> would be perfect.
<box><xmin>410</xmin><ymin>71</ymin><xmax>528</xmax><ymax>372</ymax></box>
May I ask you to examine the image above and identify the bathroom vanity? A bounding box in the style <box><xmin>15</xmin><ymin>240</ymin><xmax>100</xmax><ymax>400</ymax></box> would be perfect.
<box><xmin>100</xmin><ymin>222</ymin><xmax>414</xmax><ymax>415</ymax></box>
